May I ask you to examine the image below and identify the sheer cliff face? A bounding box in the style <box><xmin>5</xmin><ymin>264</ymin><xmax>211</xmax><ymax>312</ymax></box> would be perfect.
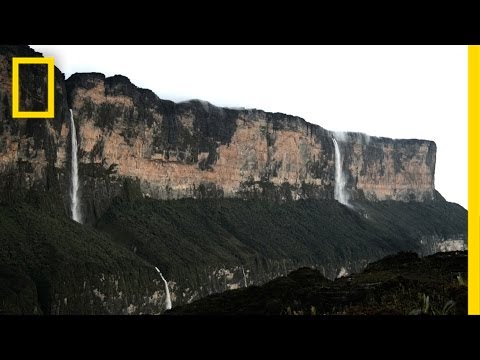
<box><xmin>336</xmin><ymin>133</ymin><xmax>436</xmax><ymax>202</ymax></box>
<box><xmin>0</xmin><ymin>46</ymin><xmax>69</xmax><ymax>208</ymax></box>
<box><xmin>1</xmin><ymin>46</ymin><xmax>436</xmax><ymax>223</ymax></box>
<box><xmin>64</xmin><ymin>73</ymin><xmax>334</xmax><ymax>205</ymax></box>
<box><xmin>63</xmin><ymin>73</ymin><xmax>436</xmax><ymax>211</ymax></box>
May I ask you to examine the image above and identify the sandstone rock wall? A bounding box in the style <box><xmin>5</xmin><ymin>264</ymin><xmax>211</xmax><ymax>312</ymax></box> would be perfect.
<box><xmin>64</xmin><ymin>73</ymin><xmax>436</xmax><ymax>220</ymax></box>
<box><xmin>0</xmin><ymin>46</ymin><xmax>437</xmax><ymax>224</ymax></box>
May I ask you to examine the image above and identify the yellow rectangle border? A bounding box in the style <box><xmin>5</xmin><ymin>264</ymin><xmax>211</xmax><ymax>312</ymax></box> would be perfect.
<box><xmin>469</xmin><ymin>45</ymin><xmax>480</xmax><ymax>315</ymax></box>
<box><xmin>12</xmin><ymin>57</ymin><xmax>54</xmax><ymax>118</ymax></box>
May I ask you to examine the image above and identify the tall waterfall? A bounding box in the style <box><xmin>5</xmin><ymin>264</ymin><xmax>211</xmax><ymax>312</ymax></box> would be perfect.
<box><xmin>69</xmin><ymin>109</ymin><xmax>81</xmax><ymax>223</ymax></box>
<box><xmin>155</xmin><ymin>266</ymin><xmax>172</xmax><ymax>310</ymax></box>
<box><xmin>332</xmin><ymin>137</ymin><xmax>350</xmax><ymax>206</ymax></box>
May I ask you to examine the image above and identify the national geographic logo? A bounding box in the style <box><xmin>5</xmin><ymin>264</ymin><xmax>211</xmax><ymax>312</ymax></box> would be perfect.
<box><xmin>12</xmin><ymin>57</ymin><xmax>54</xmax><ymax>118</ymax></box>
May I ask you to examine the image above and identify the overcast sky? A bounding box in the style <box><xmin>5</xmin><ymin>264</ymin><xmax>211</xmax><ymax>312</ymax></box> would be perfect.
<box><xmin>31</xmin><ymin>45</ymin><xmax>467</xmax><ymax>208</ymax></box>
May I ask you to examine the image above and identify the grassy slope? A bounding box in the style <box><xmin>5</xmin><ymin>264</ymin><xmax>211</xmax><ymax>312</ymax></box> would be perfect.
<box><xmin>97</xmin><ymin>198</ymin><xmax>466</xmax><ymax>280</ymax></box>
<box><xmin>0</xmin><ymin>203</ymin><xmax>154</xmax><ymax>314</ymax></box>
<box><xmin>0</xmin><ymin>197</ymin><xmax>467</xmax><ymax>314</ymax></box>
<box><xmin>354</xmin><ymin>200</ymin><xmax>467</xmax><ymax>241</ymax></box>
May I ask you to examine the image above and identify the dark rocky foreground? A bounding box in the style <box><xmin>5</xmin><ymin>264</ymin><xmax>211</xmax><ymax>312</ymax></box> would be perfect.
<box><xmin>168</xmin><ymin>251</ymin><xmax>467</xmax><ymax>315</ymax></box>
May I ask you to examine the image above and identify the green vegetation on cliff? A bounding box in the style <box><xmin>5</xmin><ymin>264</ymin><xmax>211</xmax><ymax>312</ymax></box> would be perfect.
<box><xmin>0</xmin><ymin>195</ymin><xmax>467</xmax><ymax>314</ymax></box>
<box><xmin>97</xmin><ymin>197</ymin><xmax>466</xmax><ymax>280</ymax></box>
<box><xmin>0</xmin><ymin>202</ymin><xmax>158</xmax><ymax>315</ymax></box>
